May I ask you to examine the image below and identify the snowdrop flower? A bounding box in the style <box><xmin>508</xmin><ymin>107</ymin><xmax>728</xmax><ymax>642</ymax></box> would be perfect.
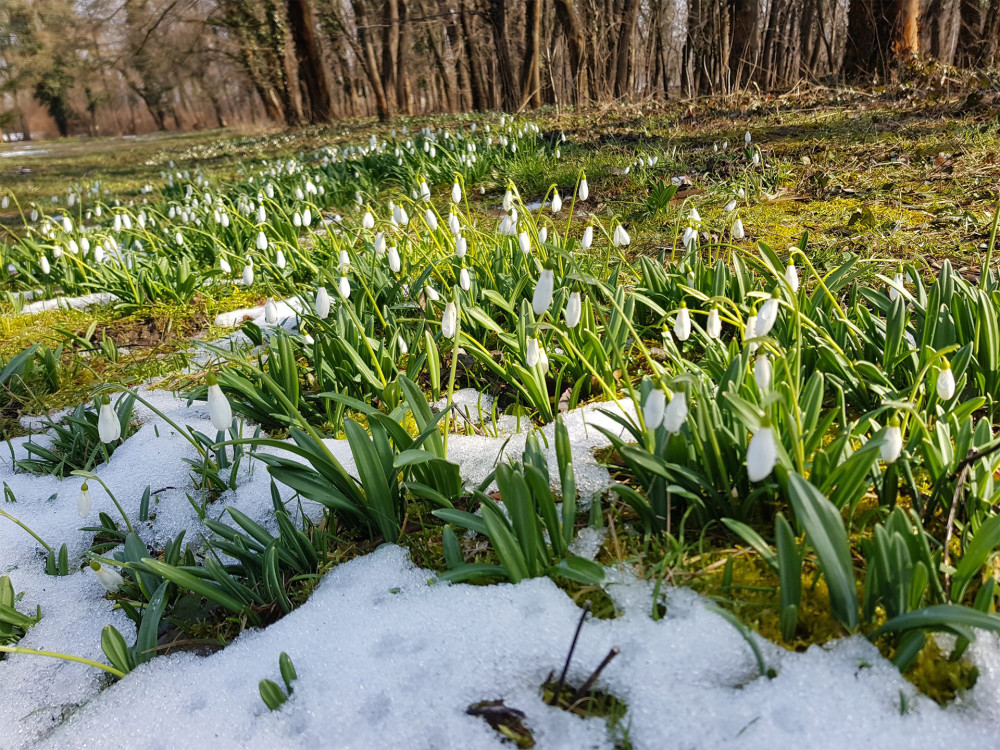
<box><xmin>339</xmin><ymin>249</ymin><xmax>350</xmax><ymax>270</ymax></box>
<box><xmin>302</xmin><ymin>208</ymin><xmax>312</xmax><ymax>225</ymax></box>
<box><xmin>456</xmin><ymin>235</ymin><xmax>467</xmax><ymax>258</ymax></box>
<box><xmin>460</xmin><ymin>268</ymin><xmax>471</xmax><ymax>291</ymax></box>
<box><xmin>98</xmin><ymin>397</ymin><xmax>121</xmax><ymax>443</ymax></box>
<box><xmin>206</xmin><ymin>373</ymin><xmax>232</xmax><ymax>432</ymax></box>
<box><xmin>613</xmin><ymin>225</ymin><xmax>630</xmax><ymax>247</ymax></box>
<box><xmin>264</xmin><ymin>297</ymin><xmax>278</xmax><ymax>324</ymax></box>
<box><xmin>78</xmin><ymin>482</ymin><xmax>92</xmax><ymax>518</ymax></box>
<box><xmin>706</xmin><ymin>307</ymin><xmax>722</xmax><ymax>339</ymax></box>
<box><xmin>682</xmin><ymin>226</ymin><xmax>697</xmax><ymax>249</ymax></box>
<box><xmin>94</xmin><ymin>245</ymin><xmax>105</xmax><ymax>264</ymax></box>
<box><xmin>889</xmin><ymin>272</ymin><xmax>904</xmax><ymax>302</ymax></box>
<box><xmin>220</xmin><ymin>256</ymin><xmax>232</xmax><ymax>275</ymax></box>
<box><xmin>276</xmin><ymin>249</ymin><xmax>287</xmax><ymax>269</ymax></box>
<box><xmin>754</xmin><ymin>353</ymin><xmax>772</xmax><ymax>391</ymax></box>
<box><xmin>745</xmin><ymin>131</ymin><xmax>752</xmax><ymax>145</ymax></box>
<box><xmin>673</xmin><ymin>303</ymin><xmax>691</xmax><ymax>341</ymax></box>
<box><xmin>91</xmin><ymin>562</ymin><xmax>124</xmax><ymax>593</ymax></box>
<box><xmin>315</xmin><ymin>287</ymin><xmax>331</xmax><ymax>319</ymax></box>
<box><xmin>745</xmin><ymin>314</ymin><xmax>759</xmax><ymax>351</ymax></box>
<box><xmin>937</xmin><ymin>360</ymin><xmax>955</xmax><ymax>400</ymax></box>
<box><xmin>257</xmin><ymin>205</ymin><xmax>267</xmax><ymax>223</ymax></box>
<box><xmin>578</xmin><ymin>176</ymin><xmax>589</xmax><ymax>201</ymax></box>
<box><xmin>256</xmin><ymin>231</ymin><xmax>268</xmax><ymax>251</ymax></box>
<box><xmin>525</xmin><ymin>337</ymin><xmax>540</xmax><ymax>367</ymax></box>
<box><xmin>243</xmin><ymin>262</ymin><xmax>254</xmax><ymax>286</ymax></box>
<box><xmin>533</xmin><ymin>269</ymin><xmax>554</xmax><ymax>316</ymax></box>
<box><xmin>644</xmin><ymin>388</ymin><xmax>666</xmax><ymax>430</ymax></box>
<box><xmin>551</xmin><ymin>191</ymin><xmax>562</xmax><ymax>213</ymax></box>
<box><xmin>362</xmin><ymin>211</ymin><xmax>375</xmax><ymax>229</ymax></box>
<box><xmin>397</xmin><ymin>335</ymin><xmax>408</xmax><ymax>355</ymax></box>
<box><xmin>175</xmin><ymin>231</ymin><xmax>184</xmax><ymax>246</ymax></box>
<box><xmin>564</xmin><ymin>292</ymin><xmax>582</xmax><ymax>328</ymax></box>
<box><xmin>747</xmin><ymin>422</ymin><xmax>777</xmax><ymax>482</ymax></box>
<box><xmin>374</xmin><ymin>232</ymin><xmax>386</xmax><ymax>256</ymax></box>
<box><xmin>220</xmin><ymin>212</ymin><xmax>230</xmax><ymax>228</ymax></box>
<box><xmin>420</xmin><ymin>181</ymin><xmax>430</xmax><ymax>202</ymax></box>
<box><xmin>452</xmin><ymin>181</ymin><xmax>462</xmax><ymax>204</ymax></box>
<box><xmin>62</xmin><ymin>216</ymin><xmax>73</xmax><ymax>233</ymax></box>
<box><xmin>425</xmin><ymin>284</ymin><xmax>440</xmax><ymax>302</ymax></box>
<box><xmin>753</xmin><ymin>152</ymin><xmax>761</xmax><ymax>166</ymax></box>
<box><xmin>689</xmin><ymin>207</ymin><xmax>702</xmax><ymax>226</ymax></box>
<box><xmin>663</xmin><ymin>391</ymin><xmax>688</xmax><ymax>433</ymax></box>
<box><xmin>519</xmin><ymin>231</ymin><xmax>531</xmax><ymax>254</ymax></box>
<box><xmin>881</xmin><ymin>420</ymin><xmax>903</xmax><ymax>463</ymax></box>
<box><xmin>732</xmin><ymin>217</ymin><xmax>745</xmax><ymax>240</ymax></box>
<box><xmin>442</xmin><ymin>301</ymin><xmax>457</xmax><ymax>339</ymax></box>
<box><xmin>393</xmin><ymin>204</ymin><xmax>409</xmax><ymax>226</ymax></box>
<box><xmin>725</xmin><ymin>199</ymin><xmax>737</xmax><ymax>212</ymax></box>
<box><xmin>503</xmin><ymin>189</ymin><xmax>513</xmax><ymax>212</ymax></box>
<box><xmin>39</xmin><ymin>255</ymin><xmax>51</xmax><ymax>274</ymax></box>
<box><xmin>785</xmin><ymin>261</ymin><xmax>799</xmax><ymax>293</ymax></box>
<box><xmin>388</xmin><ymin>246</ymin><xmax>401</xmax><ymax>273</ymax></box>
<box><xmin>582</xmin><ymin>226</ymin><xmax>593</xmax><ymax>249</ymax></box>
<box><xmin>755</xmin><ymin>295</ymin><xmax>780</xmax><ymax>337</ymax></box>
<box><xmin>113</xmin><ymin>214</ymin><xmax>122</xmax><ymax>233</ymax></box>
<box><xmin>339</xmin><ymin>276</ymin><xmax>351</xmax><ymax>300</ymax></box>
<box><xmin>80</xmin><ymin>237</ymin><xmax>90</xmax><ymax>255</ymax></box>
<box><xmin>448</xmin><ymin>212</ymin><xmax>461</xmax><ymax>236</ymax></box>
<box><xmin>538</xmin><ymin>226</ymin><xmax>548</xmax><ymax>245</ymax></box>
<box><xmin>425</xmin><ymin>209</ymin><xmax>438</xmax><ymax>232</ymax></box>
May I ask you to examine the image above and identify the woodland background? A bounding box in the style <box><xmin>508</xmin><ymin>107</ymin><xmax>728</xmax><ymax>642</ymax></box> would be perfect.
<box><xmin>1</xmin><ymin>0</ymin><xmax>998</xmax><ymax>138</ymax></box>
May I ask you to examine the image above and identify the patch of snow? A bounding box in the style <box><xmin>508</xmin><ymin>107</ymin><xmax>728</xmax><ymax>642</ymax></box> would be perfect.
<box><xmin>18</xmin><ymin>293</ymin><xmax>119</xmax><ymax>315</ymax></box>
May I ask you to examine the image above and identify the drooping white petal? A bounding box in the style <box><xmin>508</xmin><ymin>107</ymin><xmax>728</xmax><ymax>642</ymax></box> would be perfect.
<box><xmin>339</xmin><ymin>276</ymin><xmax>351</xmax><ymax>300</ymax></box>
<box><xmin>525</xmin><ymin>337</ymin><xmax>540</xmax><ymax>367</ymax></box>
<box><xmin>663</xmin><ymin>392</ymin><xmax>688</xmax><ymax>433</ymax></box>
<box><xmin>532</xmin><ymin>269</ymin><xmax>555</xmax><ymax>316</ymax></box>
<box><xmin>754</xmin><ymin>354</ymin><xmax>772</xmax><ymax>391</ymax></box>
<box><xmin>442</xmin><ymin>302</ymin><xmax>457</xmax><ymax>339</ymax></box>
<box><xmin>937</xmin><ymin>365</ymin><xmax>956</xmax><ymax>400</ymax></box>
<box><xmin>706</xmin><ymin>308</ymin><xmax>722</xmax><ymax>339</ymax></box>
<box><xmin>98</xmin><ymin>403</ymin><xmax>121</xmax><ymax>444</ymax></box>
<box><xmin>747</xmin><ymin>427</ymin><xmax>777</xmax><ymax>482</ymax></box>
<box><xmin>643</xmin><ymin>388</ymin><xmax>666</xmax><ymax>430</ymax></box>
<box><xmin>673</xmin><ymin>306</ymin><xmax>691</xmax><ymax>341</ymax></box>
<box><xmin>881</xmin><ymin>424</ymin><xmax>903</xmax><ymax>463</ymax></box>
<box><xmin>315</xmin><ymin>287</ymin><xmax>331</xmax><ymax>319</ymax></box>
<box><xmin>208</xmin><ymin>383</ymin><xmax>232</xmax><ymax>432</ymax></box>
<box><xmin>564</xmin><ymin>292</ymin><xmax>582</xmax><ymax>328</ymax></box>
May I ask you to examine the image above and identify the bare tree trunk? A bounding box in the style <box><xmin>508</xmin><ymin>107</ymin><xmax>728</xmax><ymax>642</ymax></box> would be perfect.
<box><xmin>553</xmin><ymin>0</ymin><xmax>588</xmax><ymax>105</ymax></box>
<box><xmin>520</xmin><ymin>0</ymin><xmax>543</xmax><ymax>107</ymax></box>
<box><xmin>488</xmin><ymin>0</ymin><xmax>520</xmax><ymax>110</ymax></box>
<box><xmin>460</xmin><ymin>0</ymin><xmax>488</xmax><ymax>110</ymax></box>
<box><xmin>613</xmin><ymin>0</ymin><xmax>639</xmax><ymax>97</ymax></box>
<box><xmin>383</xmin><ymin>0</ymin><xmax>401</xmax><ymax>112</ymax></box>
<box><xmin>287</xmin><ymin>0</ymin><xmax>334</xmax><ymax>122</ymax></box>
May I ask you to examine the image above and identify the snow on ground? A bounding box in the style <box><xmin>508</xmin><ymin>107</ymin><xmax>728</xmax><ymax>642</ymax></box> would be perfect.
<box><xmin>18</xmin><ymin>292</ymin><xmax>119</xmax><ymax>315</ymax></box>
<box><xmin>2</xmin><ymin>386</ymin><xmax>1000</xmax><ymax>748</ymax></box>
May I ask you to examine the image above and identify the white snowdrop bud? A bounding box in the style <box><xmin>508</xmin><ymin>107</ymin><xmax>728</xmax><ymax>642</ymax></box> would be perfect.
<box><xmin>644</xmin><ymin>388</ymin><xmax>666</xmax><ymax>430</ymax></box>
<box><xmin>538</xmin><ymin>227</ymin><xmax>548</xmax><ymax>244</ymax></box>
<box><xmin>525</xmin><ymin>337</ymin><xmax>540</xmax><ymax>367</ymax></box>
<box><xmin>745</xmin><ymin>315</ymin><xmax>759</xmax><ymax>353</ymax></box>
<box><xmin>397</xmin><ymin>335</ymin><xmax>408</xmax><ymax>355</ymax></box>
<box><xmin>420</xmin><ymin>181</ymin><xmax>430</xmax><ymax>201</ymax></box>
<box><xmin>91</xmin><ymin>562</ymin><xmax>124</xmax><ymax>593</ymax></box>
<box><xmin>889</xmin><ymin>272</ymin><xmax>904</xmax><ymax>302</ymax></box>
<box><xmin>276</xmin><ymin>249</ymin><xmax>287</xmax><ymax>269</ymax></box>
<box><xmin>456</xmin><ymin>236</ymin><xmax>467</xmax><ymax>258</ymax></box>
<box><xmin>425</xmin><ymin>209</ymin><xmax>438</xmax><ymax>232</ymax></box>
<box><xmin>221</xmin><ymin>212</ymin><xmax>230</xmax><ymax>228</ymax></box>
<box><xmin>673</xmin><ymin>304</ymin><xmax>691</xmax><ymax>341</ymax></box>
<box><xmin>374</xmin><ymin>232</ymin><xmax>386</xmax><ymax>256</ymax></box>
<box><xmin>113</xmin><ymin>214</ymin><xmax>122</xmax><ymax>233</ymax></box>
<box><xmin>937</xmin><ymin>360</ymin><xmax>955</xmax><ymax>400</ymax></box>
<box><xmin>460</xmin><ymin>268</ymin><xmax>471</xmax><ymax>291</ymax></box>
<box><xmin>564</xmin><ymin>292</ymin><xmax>582</xmax><ymax>328</ymax></box>
<box><xmin>175</xmin><ymin>231</ymin><xmax>184</xmax><ymax>246</ymax></box>
<box><xmin>62</xmin><ymin>216</ymin><xmax>73</xmax><ymax>233</ymax></box>
<box><xmin>881</xmin><ymin>421</ymin><xmax>903</xmax><ymax>464</ymax></box>
<box><xmin>94</xmin><ymin>245</ymin><xmax>105</xmax><ymax>264</ymax></box>
<box><xmin>551</xmin><ymin>191</ymin><xmax>562</xmax><ymax>213</ymax></box>
<box><xmin>753</xmin><ymin>152</ymin><xmax>761</xmax><ymax>166</ymax></box>
<box><xmin>503</xmin><ymin>190</ymin><xmax>513</xmax><ymax>212</ymax></box>
<box><xmin>425</xmin><ymin>284</ymin><xmax>440</xmax><ymax>302</ymax></box>
<box><xmin>302</xmin><ymin>208</ymin><xmax>312</xmax><ymax>225</ymax></box>
<box><xmin>206</xmin><ymin>373</ymin><xmax>232</xmax><ymax>432</ymax></box>
<box><xmin>257</xmin><ymin>205</ymin><xmax>266</xmax><ymax>223</ymax></box>
<box><xmin>532</xmin><ymin>269</ymin><xmax>555</xmax><ymax>316</ymax></box>
<box><xmin>315</xmin><ymin>287</ymin><xmax>331</xmax><ymax>319</ymax></box>
<box><xmin>785</xmin><ymin>263</ymin><xmax>799</xmax><ymax>293</ymax></box>
<box><xmin>256</xmin><ymin>231</ymin><xmax>268</xmax><ymax>251</ymax></box>
<box><xmin>220</xmin><ymin>256</ymin><xmax>232</xmax><ymax>275</ymax></box>
<box><xmin>363</xmin><ymin>211</ymin><xmax>374</xmax><ymax>229</ymax></box>
<box><xmin>755</xmin><ymin>296</ymin><xmax>779</xmax><ymax>337</ymax></box>
<box><xmin>39</xmin><ymin>256</ymin><xmax>51</xmax><ymax>275</ymax></box>
<box><xmin>663</xmin><ymin>391</ymin><xmax>688</xmax><ymax>434</ymax></box>
<box><xmin>78</xmin><ymin>482</ymin><xmax>92</xmax><ymax>518</ymax></box>
<box><xmin>582</xmin><ymin>226</ymin><xmax>593</xmax><ymax>249</ymax></box>
<box><xmin>265</xmin><ymin>297</ymin><xmax>278</xmax><ymax>324</ymax></box>
<box><xmin>442</xmin><ymin>301</ymin><xmax>457</xmax><ymax>339</ymax></box>
<box><xmin>243</xmin><ymin>263</ymin><xmax>254</xmax><ymax>286</ymax></box>
<box><xmin>449</xmin><ymin>212</ymin><xmax>461</xmax><ymax>236</ymax></box>
<box><xmin>339</xmin><ymin>250</ymin><xmax>350</xmax><ymax>270</ymax></box>
<box><xmin>689</xmin><ymin>207</ymin><xmax>702</xmax><ymax>226</ymax></box>
<box><xmin>578</xmin><ymin>177</ymin><xmax>589</xmax><ymax>201</ymax></box>
<box><xmin>122</xmin><ymin>214</ymin><xmax>132</xmax><ymax>230</ymax></box>
<box><xmin>754</xmin><ymin>354</ymin><xmax>772</xmax><ymax>392</ymax></box>
<box><xmin>388</xmin><ymin>246</ymin><xmax>401</xmax><ymax>273</ymax></box>
<box><xmin>339</xmin><ymin>276</ymin><xmax>351</xmax><ymax>300</ymax></box>
<box><xmin>293</xmin><ymin>212</ymin><xmax>302</xmax><ymax>227</ymax></box>
<box><xmin>732</xmin><ymin>217</ymin><xmax>745</xmax><ymax>240</ymax></box>
<box><xmin>725</xmin><ymin>199</ymin><xmax>737</xmax><ymax>212</ymax></box>
<box><xmin>98</xmin><ymin>398</ymin><xmax>121</xmax><ymax>443</ymax></box>
<box><xmin>452</xmin><ymin>181</ymin><xmax>462</xmax><ymax>204</ymax></box>
<box><xmin>613</xmin><ymin>224</ymin><xmax>630</xmax><ymax>246</ymax></box>
<box><xmin>745</xmin><ymin>131</ymin><xmax>752</xmax><ymax>144</ymax></box>
<box><xmin>518</xmin><ymin>231</ymin><xmax>531</xmax><ymax>254</ymax></box>
<box><xmin>747</xmin><ymin>424</ymin><xmax>777</xmax><ymax>482</ymax></box>
<box><xmin>706</xmin><ymin>307</ymin><xmax>722</xmax><ymax>339</ymax></box>
<box><xmin>80</xmin><ymin>237</ymin><xmax>90</xmax><ymax>255</ymax></box>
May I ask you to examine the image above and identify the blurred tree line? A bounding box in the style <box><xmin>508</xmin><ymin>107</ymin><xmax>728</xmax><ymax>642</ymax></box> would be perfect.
<box><xmin>1</xmin><ymin>0</ymin><xmax>998</xmax><ymax>136</ymax></box>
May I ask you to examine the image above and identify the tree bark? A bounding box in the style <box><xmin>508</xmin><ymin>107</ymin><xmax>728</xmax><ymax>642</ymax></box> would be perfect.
<box><xmin>287</xmin><ymin>0</ymin><xmax>333</xmax><ymax>122</ymax></box>
<box><xmin>487</xmin><ymin>0</ymin><xmax>519</xmax><ymax>111</ymax></box>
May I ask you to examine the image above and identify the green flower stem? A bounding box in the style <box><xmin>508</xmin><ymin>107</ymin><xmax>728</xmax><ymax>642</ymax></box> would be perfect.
<box><xmin>0</xmin><ymin>645</ymin><xmax>125</xmax><ymax>679</ymax></box>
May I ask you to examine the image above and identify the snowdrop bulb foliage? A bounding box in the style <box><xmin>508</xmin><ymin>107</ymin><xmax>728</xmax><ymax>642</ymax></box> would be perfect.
<box><xmin>98</xmin><ymin>398</ymin><xmax>121</xmax><ymax>443</ymax></box>
<box><xmin>91</xmin><ymin>562</ymin><xmax>124</xmax><ymax>593</ymax></box>
<box><xmin>937</xmin><ymin>360</ymin><xmax>956</xmax><ymax>400</ymax></box>
<box><xmin>706</xmin><ymin>308</ymin><xmax>722</xmax><ymax>339</ymax></box>
<box><xmin>663</xmin><ymin>391</ymin><xmax>688</xmax><ymax>433</ymax></box>
<box><xmin>754</xmin><ymin>354</ymin><xmax>772</xmax><ymax>391</ymax></box>
<box><xmin>518</xmin><ymin>231</ymin><xmax>531</xmax><ymax>254</ymax></box>
<box><xmin>732</xmin><ymin>217</ymin><xmax>745</xmax><ymax>240</ymax></box>
<box><xmin>362</xmin><ymin>211</ymin><xmax>374</xmax><ymax>229</ymax></box>
<box><xmin>578</xmin><ymin>177</ymin><xmax>589</xmax><ymax>201</ymax></box>
<box><xmin>613</xmin><ymin>224</ymin><xmax>630</xmax><ymax>247</ymax></box>
<box><xmin>456</xmin><ymin>235</ymin><xmax>467</xmax><ymax>258</ymax></box>
<box><xmin>315</xmin><ymin>287</ymin><xmax>331</xmax><ymax>319</ymax></box>
<box><xmin>564</xmin><ymin>292</ymin><xmax>582</xmax><ymax>328</ymax></box>
<box><xmin>264</xmin><ymin>297</ymin><xmax>278</xmax><ymax>324</ymax></box>
<box><xmin>425</xmin><ymin>209</ymin><xmax>438</xmax><ymax>232</ymax></box>
<box><xmin>551</xmin><ymin>191</ymin><xmax>562</xmax><ymax>213</ymax></box>
<box><xmin>452</xmin><ymin>181</ymin><xmax>462</xmax><ymax>204</ymax></box>
<box><xmin>206</xmin><ymin>373</ymin><xmax>232</xmax><ymax>432</ymax></box>
<box><xmin>388</xmin><ymin>246</ymin><xmax>401</xmax><ymax>273</ymax></box>
<box><xmin>460</xmin><ymin>268</ymin><xmax>471</xmax><ymax>291</ymax></box>
<box><xmin>785</xmin><ymin>262</ymin><xmax>799</xmax><ymax>293</ymax></box>
<box><xmin>525</xmin><ymin>337</ymin><xmax>540</xmax><ymax>367</ymax></box>
<box><xmin>276</xmin><ymin>249</ymin><xmax>287</xmax><ymax>269</ymax></box>
<box><xmin>78</xmin><ymin>483</ymin><xmax>92</xmax><ymax>518</ymax></box>
<box><xmin>256</xmin><ymin>231</ymin><xmax>268</xmax><ymax>251</ymax></box>
<box><xmin>339</xmin><ymin>276</ymin><xmax>351</xmax><ymax>300</ymax></box>
<box><xmin>643</xmin><ymin>388</ymin><xmax>666</xmax><ymax>430</ymax></box>
<box><xmin>881</xmin><ymin>422</ymin><xmax>903</xmax><ymax>464</ymax></box>
<box><xmin>532</xmin><ymin>269</ymin><xmax>555</xmax><ymax>316</ymax></box>
<box><xmin>673</xmin><ymin>304</ymin><xmax>691</xmax><ymax>341</ymax></box>
<box><xmin>755</xmin><ymin>296</ymin><xmax>779</xmax><ymax>337</ymax></box>
<box><xmin>582</xmin><ymin>226</ymin><xmax>593</xmax><ymax>249</ymax></box>
<box><xmin>746</xmin><ymin>425</ymin><xmax>777</xmax><ymax>482</ymax></box>
<box><xmin>442</xmin><ymin>302</ymin><xmax>457</xmax><ymax>339</ymax></box>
